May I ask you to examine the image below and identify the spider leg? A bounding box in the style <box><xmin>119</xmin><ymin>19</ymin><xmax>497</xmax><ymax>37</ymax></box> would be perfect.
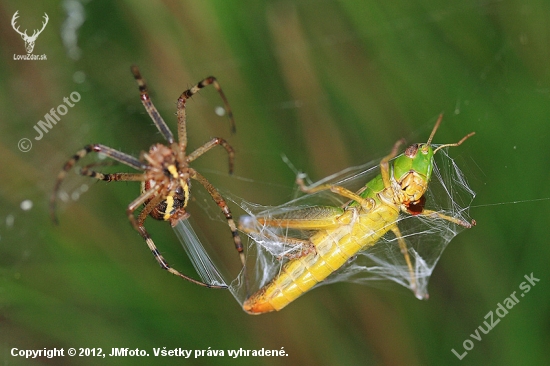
<box><xmin>79</xmin><ymin>167</ymin><xmax>145</xmax><ymax>183</ymax></box>
<box><xmin>80</xmin><ymin>160</ymin><xmax>118</xmax><ymax>170</ymax></box>
<box><xmin>131</xmin><ymin>66</ymin><xmax>175</xmax><ymax>144</ymax></box>
<box><xmin>177</xmin><ymin>76</ymin><xmax>236</xmax><ymax>151</ymax></box>
<box><xmin>189</xmin><ymin>169</ymin><xmax>245</xmax><ymax>269</ymax></box>
<box><xmin>136</xmin><ymin>189</ymin><xmax>164</xmax><ymax>226</ymax></box>
<box><xmin>79</xmin><ymin>161</ymin><xmax>145</xmax><ymax>182</ymax></box>
<box><xmin>186</xmin><ymin>137</ymin><xmax>236</xmax><ymax>174</ymax></box>
<box><xmin>50</xmin><ymin>144</ymin><xmax>147</xmax><ymax>223</ymax></box>
<box><xmin>127</xmin><ymin>186</ymin><xmax>226</xmax><ymax>289</ymax></box>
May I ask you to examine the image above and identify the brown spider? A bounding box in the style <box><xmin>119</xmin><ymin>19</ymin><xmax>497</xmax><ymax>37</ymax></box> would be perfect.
<box><xmin>50</xmin><ymin>66</ymin><xmax>245</xmax><ymax>289</ymax></box>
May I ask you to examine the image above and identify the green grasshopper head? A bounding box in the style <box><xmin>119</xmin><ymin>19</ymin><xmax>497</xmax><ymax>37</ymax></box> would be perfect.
<box><xmin>392</xmin><ymin>115</ymin><xmax>474</xmax><ymax>213</ymax></box>
<box><xmin>392</xmin><ymin>142</ymin><xmax>435</xmax><ymax>210</ymax></box>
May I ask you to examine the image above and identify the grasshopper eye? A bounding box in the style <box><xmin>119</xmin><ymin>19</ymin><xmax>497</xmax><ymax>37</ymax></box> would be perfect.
<box><xmin>404</xmin><ymin>144</ymin><xmax>419</xmax><ymax>158</ymax></box>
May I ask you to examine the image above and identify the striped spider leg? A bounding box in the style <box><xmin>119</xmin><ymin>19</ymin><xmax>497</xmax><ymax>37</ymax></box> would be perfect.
<box><xmin>50</xmin><ymin>66</ymin><xmax>245</xmax><ymax>288</ymax></box>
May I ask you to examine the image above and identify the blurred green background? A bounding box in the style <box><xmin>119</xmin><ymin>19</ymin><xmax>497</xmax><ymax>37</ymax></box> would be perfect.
<box><xmin>1</xmin><ymin>0</ymin><xmax>549</xmax><ymax>365</ymax></box>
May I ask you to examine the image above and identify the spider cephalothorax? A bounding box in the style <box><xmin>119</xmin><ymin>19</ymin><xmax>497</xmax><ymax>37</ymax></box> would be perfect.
<box><xmin>51</xmin><ymin>66</ymin><xmax>244</xmax><ymax>288</ymax></box>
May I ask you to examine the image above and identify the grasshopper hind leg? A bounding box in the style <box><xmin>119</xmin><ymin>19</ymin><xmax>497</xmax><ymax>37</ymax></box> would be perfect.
<box><xmin>390</xmin><ymin>226</ymin><xmax>418</xmax><ymax>297</ymax></box>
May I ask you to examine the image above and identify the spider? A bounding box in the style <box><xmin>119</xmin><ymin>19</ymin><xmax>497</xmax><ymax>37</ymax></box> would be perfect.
<box><xmin>50</xmin><ymin>66</ymin><xmax>245</xmax><ymax>289</ymax></box>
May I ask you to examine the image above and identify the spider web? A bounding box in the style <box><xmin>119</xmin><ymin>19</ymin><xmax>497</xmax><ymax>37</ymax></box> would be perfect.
<box><xmin>223</xmin><ymin>147</ymin><xmax>476</xmax><ymax>306</ymax></box>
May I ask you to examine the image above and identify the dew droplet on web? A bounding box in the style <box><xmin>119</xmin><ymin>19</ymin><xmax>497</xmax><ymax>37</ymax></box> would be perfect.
<box><xmin>6</xmin><ymin>214</ymin><xmax>14</xmax><ymax>228</ymax></box>
<box><xmin>20</xmin><ymin>199</ymin><xmax>33</xmax><ymax>211</ymax></box>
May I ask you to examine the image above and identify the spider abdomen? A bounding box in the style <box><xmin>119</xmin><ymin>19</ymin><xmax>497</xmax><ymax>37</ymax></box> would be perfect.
<box><xmin>143</xmin><ymin>182</ymin><xmax>188</xmax><ymax>221</ymax></box>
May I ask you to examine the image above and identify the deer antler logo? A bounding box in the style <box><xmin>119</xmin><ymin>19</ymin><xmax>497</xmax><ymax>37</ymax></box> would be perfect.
<box><xmin>11</xmin><ymin>11</ymin><xmax>49</xmax><ymax>54</ymax></box>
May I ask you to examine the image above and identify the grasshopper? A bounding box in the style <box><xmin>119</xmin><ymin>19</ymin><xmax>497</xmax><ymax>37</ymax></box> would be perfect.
<box><xmin>240</xmin><ymin>115</ymin><xmax>475</xmax><ymax>314</ymax></box>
